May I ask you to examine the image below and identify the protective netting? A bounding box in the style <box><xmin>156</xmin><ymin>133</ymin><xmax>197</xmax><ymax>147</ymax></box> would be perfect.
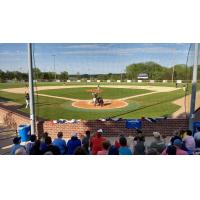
<box><xmin>184</xmin><ymin>44</ymin><xmax>200</xmax><ymax>116</ymax></box>
<box><xmin>0</xmin><ymin>43</ymin><xmax>199</xmax><ymax>120</ymax></box>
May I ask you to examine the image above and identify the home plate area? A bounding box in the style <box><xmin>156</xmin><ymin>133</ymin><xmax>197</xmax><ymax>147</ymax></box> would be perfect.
<box><xmin>72</xmin><ymin>99</ymin><xmax>128</xmax><ymax>110</ymax></box>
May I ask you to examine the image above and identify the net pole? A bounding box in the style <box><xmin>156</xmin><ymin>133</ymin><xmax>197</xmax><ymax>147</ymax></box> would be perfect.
<box><xmin>28</xmin><ymin>43</ymin><xmax>36</xmax><ymax>135</ymax></box>
<box><xmin>189</xmin><ymin>43</ymin><xmax>199</xmax><ymax>131</ymax></box>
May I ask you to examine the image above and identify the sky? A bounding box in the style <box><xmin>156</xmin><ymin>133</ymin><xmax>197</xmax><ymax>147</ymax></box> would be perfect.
<box><xmin>0</xmin><ymin>43</ymin><xmax>191</xmax><ymax>74</ymax></box>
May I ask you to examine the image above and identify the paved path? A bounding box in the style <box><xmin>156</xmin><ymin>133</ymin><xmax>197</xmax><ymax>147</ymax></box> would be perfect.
<box><xmin>172</xmin><ymin>91</ymin><xmax>200</xmax><ymax>118</ymax></box>
<box><xmin>0</xmin><ymin>124</ymin><xmax>16</xmax><ymax>155</ymax></box>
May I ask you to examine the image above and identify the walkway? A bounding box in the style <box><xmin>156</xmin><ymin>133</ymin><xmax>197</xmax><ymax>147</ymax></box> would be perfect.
<box><xmin>172</xmin><ymin>91</ymin><xmax>200</xmax><ymax>118</ymax></box>
<box><xmin>0</xmin><ymin>124</ymin><xmax>16</xmax><ymax>155</ymax></box>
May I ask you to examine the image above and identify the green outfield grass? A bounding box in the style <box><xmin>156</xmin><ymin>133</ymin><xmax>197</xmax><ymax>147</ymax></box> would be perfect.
<box><xmin>0</xmin><ymin>82</ymin><xmax>199</xmax><ymax>120</ymax></box>
<box><xmin>0</xmin><ymin>87</ymin><xmax>183</xmax><ymax>120</ymax></box>
<box><xmin>39</xmin><ymin>87</ymin><xmax>150</xmax><ymax>100</ymax></box>
<box><xmin>0</xmin><ymin>81</ymin><xmax>188</xmax><ymax>90</ymax></box>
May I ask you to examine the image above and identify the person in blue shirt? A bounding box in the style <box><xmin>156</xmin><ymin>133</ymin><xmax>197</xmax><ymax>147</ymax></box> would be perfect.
<box><xmin>11</xmin><ymin>137</ymin><xmax>25</xmax><ymax>155</ymax></box>
<box><xmin>53</xmin><ymin>132</ymin><xmax>67</xmax><ymax>155</ymax></box>
<box><xmin>119</xmin><ymin>136</ymin><xmax>132</xmax><ymax>155</ymax></box>
<box><xmin>66</xmin><ymin>133</ymin><xmax>81</xmax><ymax>155</ymax></box>
<box><xmin>26</xmin><ymin>134</ymin><xmax>37</xmax><ymax>155</ymax></box>
<box><xmin>39</xmin><ymin>132</ymin><xmax>49</xmax><ymax>153</ymax></box>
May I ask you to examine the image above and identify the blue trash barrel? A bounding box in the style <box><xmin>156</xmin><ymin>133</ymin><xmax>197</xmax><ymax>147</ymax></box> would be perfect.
<box><xmin>18</xmin><ymin>124</ymin><xmax>31</xmax><ymax>142</ymax></box>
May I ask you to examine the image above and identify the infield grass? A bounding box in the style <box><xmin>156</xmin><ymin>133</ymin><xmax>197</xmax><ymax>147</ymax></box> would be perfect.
<box><xmin>38</xmin><ymin>87</ymin><xmax>150</xmax><ymax>100</ymax></box>
<box><xmin>0</xmin><ymin>82</ymin><xmax>199</xmax><ymax>120</ymax></box>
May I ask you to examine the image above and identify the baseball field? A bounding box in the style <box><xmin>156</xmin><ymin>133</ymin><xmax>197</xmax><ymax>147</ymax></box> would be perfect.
<box><xmin>0</xmin><ymin>82</ymin><xmax>199</xmax><ymax>120</ymax></box>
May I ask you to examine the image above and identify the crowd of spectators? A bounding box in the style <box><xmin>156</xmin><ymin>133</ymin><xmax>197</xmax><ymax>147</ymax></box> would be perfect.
<box><xmin>10</xmin><ymin>127</ymin><xmax>200</xmax><ymax>155</ymax></box>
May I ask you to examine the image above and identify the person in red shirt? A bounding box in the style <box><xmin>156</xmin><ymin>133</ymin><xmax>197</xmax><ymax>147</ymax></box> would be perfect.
<box><xmin>90</xmin><ymin>129</ymin><xmax>106</xmax><ymax>155</ymax></box>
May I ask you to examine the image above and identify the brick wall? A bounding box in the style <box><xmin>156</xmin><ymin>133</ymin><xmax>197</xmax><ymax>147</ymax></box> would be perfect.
<box><xmin>2</xmin><ymin>104</ymin><xmax>200</xmax><ymax>140</ymax></box>
<box><xmin>38</xmin><ymin>118</ymin><xmax>189</xmax><ymax>139</ymax></box>
<box><xmin>0</xmin><ymin>106</ymin><xmax>30</xmax><ymax>129</ymax></box>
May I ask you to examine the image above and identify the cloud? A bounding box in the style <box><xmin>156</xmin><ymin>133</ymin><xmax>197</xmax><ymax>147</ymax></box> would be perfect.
<box><xmin>58</xmin><ymin>44</ymin><xmax>188</xmax><ymax>57</ymax></box>
<box><xmin>0</xmin><ymin>50</ymin><xmax>26</xmax><ymax>56</ymax></box>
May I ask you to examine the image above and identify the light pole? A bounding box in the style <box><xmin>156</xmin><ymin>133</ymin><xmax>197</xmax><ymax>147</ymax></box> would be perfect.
<box><xmin>171</xmin><ymin>47</ymin><xmax>176</xmax><ymax>83</ymax></box>
<box><xmin>189</xmin><ymin>43</ymin><xmax>199</xmax><ymax>130</ymax></box>
<box><xmin>52</xmin><ymin>55</ymin><xmax>56</xmax><ymax>81</ymax></box>
<box><xmin>28</xmin><ymin>43</ymin><xmax>36</xmax><ymax>135</ymax></box>
<box><xmin>172</xmin><ymin>66</ymin><xmax>175</xmax><ymax>83</ymax></box>
<box><xmin>88</xmin><ymin>68</ymin><xmax>91</xmax><ymax>81</ymax></box>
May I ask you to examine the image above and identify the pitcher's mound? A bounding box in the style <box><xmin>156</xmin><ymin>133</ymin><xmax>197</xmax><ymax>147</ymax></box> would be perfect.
<box><xmin>72</xmin><ymin>100</ymin><xmax>128</xmax><ymax>110</ymax></box>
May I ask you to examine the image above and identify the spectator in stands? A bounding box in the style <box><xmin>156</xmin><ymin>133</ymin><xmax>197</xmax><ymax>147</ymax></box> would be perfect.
<box><xmin>66</xmin><ymin>133</ymin><xmax>81</xmax><ymax>155</ymax></box>
<box><xmin>40</xmin><ymin>132</ymin><xmax>49</xmax><ymax>153</ymax></box>
<box><xmin>53</xmin><ymin>132</ymin><xmax>67</xmax><ymax>155</ymax></box>
<box><xmin>179</xmin><ymin>130</ymin><xmax>186</xmax><ymax>139</ymax></box>
<box><xmin>90</xmin><ymin>129</ymin><xmax>106</xmax><ymax>155</ymax></box>
<box><xmin>149</xmin><ymin>132</ymin><xmax>166</xmax><ymax>154</ymax></box>
<box><xmin>114</xmin><ymin>140</ymin><xmax>120</xmax><ymax>149</ymax></box>
<box><xmin>108</xmin><ymin>145</ymin><xmax>119</xmax><ymax>155</ymax></box>
<box><xmin>193</xmin><ymin>148</ymin><xmax>200</xmax><ymax>155</ymax></box>
<box><xmin>194</xmin><ymin>127</ymin><xmax>200</xmax><ymax>145</ymax></box>
<box><xmin>26</xmin><ymin>134</ymin><xmax>37</xmax><ymax>154</ymax></box>
<box><xmin>114</xmin><ymin>134</ymin><xmax>124</xmax><ymax>149</ymax></box>
<box><xmin>135</xmin><ymin>129</ymin><xmax>145</xmax><ymax>142</ymax></box>
<box><xmin>81</xmin><ymin>130</ymin><xmax>91</xmax><ymax>154</ymax></box>
<box><xmin>119</xmin><ymin>136</ymin><xmax>132</xmax><ymax>155</ymax></box>
<box><xmin>44</xmin><ymin>136</ymin><xmax>60</xmax><ymax>155</ymax></box>
<box><xmin>133</xmin><ymin>136</ymin><xmax>146</xmax><ymax>155</ymax></box>
<box><xmin>170</xmin><ymin>130</ymin><xmax>182</xmax><ymax>145</ymax></box>
<box><xmin>166</xmin><ymin>145</ymin><xmax>176</xmax><ymax>155</ymax></box>
<box><xmin>147</xmin><ymin>148</ymin><xmax>159</xmax><ymax>155</ymax></box>
<box><xmin>162</xmin><ymin>145</ymin><xmax>176</xmax><ymax>155</ymax></box>
<box><xmin>183</xmin><ymin>130</ymin><xmax>195</xmax><ymax>154</ymax></box>
<box><xmin>74</xmin><ymin>147</ymin><xmax>87</xmax><ymax>155</ymax></box>
<box><xmin>30</xmin><ymin>140</ymin><xmax>42</xmax><ymax>155</ymax></box>
<box><xmin>15</xmin><ymin>147</ymin><xmax>27</xmax><ymax>155</ymax></box>
<box><xmin>193</xmin><ymin>128</ymin><xmax>200</xmax><ymax>155</ymax></box>
<box><xmin>11</xmin><ymin>137</ymin><xmax>25</xmax><ymax>155</ymax></box>
<box><xmin>97</xmin><ymin>140</ymin><xmax>111</xmax><ymax>155</ymax></box>
<box><xmin>173</xmin><ymin>139</ymin><xmax>188</xmax><ymax>155</ymax></box>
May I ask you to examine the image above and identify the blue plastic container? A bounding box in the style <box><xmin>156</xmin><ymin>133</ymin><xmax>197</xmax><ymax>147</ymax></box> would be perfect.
<box><xmin>18</xmin><ymin>124</ymin><xmax>31</xmax><ymax>142</ymax></box>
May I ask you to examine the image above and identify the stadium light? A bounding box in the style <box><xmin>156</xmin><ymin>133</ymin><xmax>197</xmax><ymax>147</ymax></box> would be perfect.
<box><xmin>52</xmin><ymin>54</ymin><xmax>56</xmax><ymax>81</ymax></box>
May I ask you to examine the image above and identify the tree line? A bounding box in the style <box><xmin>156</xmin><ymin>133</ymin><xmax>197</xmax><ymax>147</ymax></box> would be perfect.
<box><xmin>0</xmin><ymin>68</ymin><xmax>69</xmax><ymax>82</ymax></box>
<box><xmin>0</xmin><ymin>61</ymin><xmax>199</xmax><ymax>82</ymax></box>
<box><xmin>126</xmin><ymin>61</ymin><xmax>200</xmax><ymax>80</ymax></box>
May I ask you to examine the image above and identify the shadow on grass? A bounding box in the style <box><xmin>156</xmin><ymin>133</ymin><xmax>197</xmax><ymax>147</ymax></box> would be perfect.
<box><xmin>0</xmin><ymin>96</ymin><xmax>11</xmax><ymax>102</ymax></box>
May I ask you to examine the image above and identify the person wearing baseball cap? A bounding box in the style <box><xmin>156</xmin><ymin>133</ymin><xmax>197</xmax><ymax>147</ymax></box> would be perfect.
<box><xmin>173</xmin><ymin>139</ymin><xmax>188</xmax><ymax>155</ymax></box>
<box><xmin>90</xmin><ymin>129</ymin><xmax>106</xmax><ymax>155</ymax></box>
<box><xmin>149</xmin><ymin>132</ymin><xmax>166</xmax><ymax>154</ymax></box>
